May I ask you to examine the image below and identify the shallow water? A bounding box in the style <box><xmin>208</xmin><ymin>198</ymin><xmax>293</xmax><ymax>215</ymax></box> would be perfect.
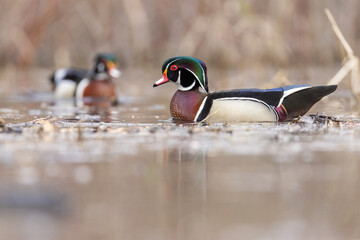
<box><xmin>1</xmin><ymin>68</ymin><xmax>360</xmax><ymax>239</ymax></box>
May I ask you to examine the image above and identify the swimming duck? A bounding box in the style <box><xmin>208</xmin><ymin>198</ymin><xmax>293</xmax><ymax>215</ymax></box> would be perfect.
<box><xmin>50</xmin><ymin>68</ymin><xmax>87</xmax><ymax>98</ymax></box>
<box><xmin>153</xmin><ymin>56</ymin><xmax>337</xmax><ymax>122</ymax></box>
<box><xmin>50</xmin><ymin>53</ymin><xmax>121</xmax><ymax>106</ymax></box>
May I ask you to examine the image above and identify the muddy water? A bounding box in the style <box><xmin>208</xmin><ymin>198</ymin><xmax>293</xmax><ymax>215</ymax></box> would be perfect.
<box><xmin>1</xmin><ymin>69</ymin><xmax>360</xmax><ymax>240</ymax></box>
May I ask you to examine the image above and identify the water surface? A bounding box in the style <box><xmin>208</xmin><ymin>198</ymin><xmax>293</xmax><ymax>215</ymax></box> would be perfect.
<box><xmin>0</xmin><ymin>68</ymin><xmax>360</xmax><ymax>240</ymax></box>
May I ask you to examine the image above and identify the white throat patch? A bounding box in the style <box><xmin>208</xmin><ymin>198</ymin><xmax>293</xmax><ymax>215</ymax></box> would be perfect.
<box><xmin>94</xmin><ymin>73</ymin><xmax>108</xmax><ymax>80</ymax></box>
<box><xmin>177</xmin><ymin>70</ymin><xmax>196</xmax><ymax>91</ymax></box>
<box><xmin>178</xmin><ymin>81</ymin><xmax>196</xmax><ymax>91</ymax></box>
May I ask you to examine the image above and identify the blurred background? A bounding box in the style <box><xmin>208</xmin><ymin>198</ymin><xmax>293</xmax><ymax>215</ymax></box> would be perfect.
<box><xmin>1</xmin><ymin>1</ymin><xmax>360</xmax><ymax>240</ymax></box>
<box><xmin>1</xmin><ymin>0</ymin><xmax>360</xmax><ymax>67</ymax></box>
<box><xmin>0</xmin><ymin>0</ymin><xmax>359</xmax><ymax>96</ymax></box>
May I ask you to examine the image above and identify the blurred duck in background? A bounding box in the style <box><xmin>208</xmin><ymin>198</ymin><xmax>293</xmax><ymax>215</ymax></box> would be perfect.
<box><xmin>154</xmin><ymin>56</ymin><xmax>337</xmax><ymax>123</ymax></box>
<box><xmin>50</xmin><ymin>53</ymin><xmax>121</xmax><ymax>106</ymax></box>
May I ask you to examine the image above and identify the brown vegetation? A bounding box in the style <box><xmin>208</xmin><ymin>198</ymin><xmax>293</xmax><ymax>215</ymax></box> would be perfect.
<box><xmin>1</xmin><ymin>0</ymin><xmax>360</xmax><ymax>69</ymax></box>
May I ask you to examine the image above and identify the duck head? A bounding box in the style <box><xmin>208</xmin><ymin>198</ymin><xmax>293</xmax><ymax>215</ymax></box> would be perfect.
<box><xmin>153</xmin><ymin>56</ymin><xmax>209</xmax><ymax>93</ymax></box>
<box><xmin>90</xmin><ymin>53</ymin><xmax>121</xmax><ymax>80</ymax></box>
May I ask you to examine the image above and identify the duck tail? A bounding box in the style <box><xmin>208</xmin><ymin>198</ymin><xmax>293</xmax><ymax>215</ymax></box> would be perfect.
<box><xmin>282</xmin><ymin>85</ymin><xmax>337</xmax><ymax>120</ymax></box>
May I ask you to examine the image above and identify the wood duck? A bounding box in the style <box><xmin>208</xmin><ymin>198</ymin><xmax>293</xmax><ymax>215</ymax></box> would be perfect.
<box><xmin>153</xmin><ymin>56</ymin><xmax>337</xmax><ymax>122</ymax></box>
<box><xmin>50</xmin><ymin>68</ymin><xmax>87</xmax><ymax>98</ymax></box>
<box><xmin>50</xmin><ymin>53</ymin><xmax>121</xmax><ymax>106</ymax></box>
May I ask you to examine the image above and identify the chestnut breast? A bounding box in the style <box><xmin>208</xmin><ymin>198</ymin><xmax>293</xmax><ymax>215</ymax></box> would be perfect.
<box><xmin>83</xmin><ymin>80</ymin><xmax>117</xmax><ymax>107</ymax></box>
<box><xmin>83</xmin><ymin>80</ymin><xmax>116</xmax><ymax>99</ymax></box>
<box><xmin>170</xmin><ymin>90</ymin><xmax>207</xmax><ymax>121</ymax></box>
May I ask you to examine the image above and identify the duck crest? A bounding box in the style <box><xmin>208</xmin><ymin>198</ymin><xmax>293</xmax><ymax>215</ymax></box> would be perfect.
<box><xmin>170</xmin><ymin>90</ymin><xmax>206</xmax><ymax>121</ymax></box>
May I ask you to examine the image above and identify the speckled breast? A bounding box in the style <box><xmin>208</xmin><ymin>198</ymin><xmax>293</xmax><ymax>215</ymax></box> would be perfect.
<box><xmin>170</xmin><ymin>90</ymin><xmax>206</xmax><ymax>121</ymax></box>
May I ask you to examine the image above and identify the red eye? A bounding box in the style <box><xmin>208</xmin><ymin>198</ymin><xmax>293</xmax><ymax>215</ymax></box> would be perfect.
<box><xmin>170</xmin><ymin>65</ymin><xmax>178</xmax><ymax>71</ymax></box>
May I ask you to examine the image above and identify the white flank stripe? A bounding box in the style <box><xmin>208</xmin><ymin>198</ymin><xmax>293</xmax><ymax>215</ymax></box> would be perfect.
<box><xmin>215</xmin><ymin>97</ymin><xmax>273</xmax><ymax>111</ymax></box>
<box><xmin>194</xmin><ymin>96</ymin><xmax>208</xmax><ymax>121</ymax></box>
<box><xmin>207</xmin><ymin>97</ymin><xmax>278</xmax><ymax>122</ymax></box>
<box><xmin>54</xmin><ymin>68</ymin><xmax>67</xmax><ymax>85</ymax></box>
<box><xmin>277</xmin><ymin>86</ymin><xmax>311</xmax><ymax>107</ymax></box>
<box><xmin>76</xmin><ymin>78</ymin><xmax>90</xmax><ymax>98</ymax></box>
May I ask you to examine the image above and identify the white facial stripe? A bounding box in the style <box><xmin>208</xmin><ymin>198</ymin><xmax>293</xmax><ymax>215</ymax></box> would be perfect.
<box><xmin>194</xmin><ymin>96</ymin><xmax>208</xmax><ymax>121</ymax></box>
<box><xmin>178</xmin><ymin>80</ymin><xmax>196</xmax><ymax>91</ymax></box>
<box><xmin>200</xmin><ymin>64</ymin><xmax>206</xmax><ymax>90</ymax></box>
<box><xmin>165</xmin><ymin>58</ymin><xmax>180</xmax><ymax>72</ymax></box>
<box><xmin>185</xmin><ymin>68</ymin><xmax>207</xmax><ymax>93</ymax></box>
<box><xmin>175</xmin><ymin>70</ymin><xmax>181</xmax><ymax>84</ymax></box>
<box><xmin>166</xmin><ymin>58</ymin><xmax>207</xmax><ymax>92</ymax></box>
<box><xmin>176</xmin><ymin>70</ymin><xmax>196</xmax><ymax>91</ymax></box>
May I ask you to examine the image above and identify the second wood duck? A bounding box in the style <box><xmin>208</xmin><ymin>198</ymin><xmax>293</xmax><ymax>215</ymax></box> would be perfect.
<box><xmin>50</xmin><ymin>53</ymin><xmax>121</xmax><ymax>106</ymax></box>
<box><xmin>50</xmin><ymin>68</ymin><xmax>87</xmax><ymax>98</ymax></box>
<box><xmin>153</xmin><ymin>56</ymin><xmax>337</xmax><ymax>122</ymax></box>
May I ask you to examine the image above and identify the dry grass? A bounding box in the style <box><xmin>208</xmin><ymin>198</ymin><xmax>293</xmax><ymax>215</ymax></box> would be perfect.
<box><xmin>0</xmin><ymin>0</ymin><xmax>360</xmax><ymax>69</ymax></box>
<box><xmin>1</xmin><ymin>0</ymin><xmax>360</xmax><ymax>103</ymax></box>
<box><xmin>325</xmin><ymin>9</ymin><xmax>360</xmax><ymax>99</ymax></box>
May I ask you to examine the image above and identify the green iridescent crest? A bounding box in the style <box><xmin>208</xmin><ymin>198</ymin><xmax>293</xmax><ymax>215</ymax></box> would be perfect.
<box><xmin>96</xmin><ymin>53</ymin><xmax>117</xmax><ymax>63</ymax></box>
<box><xmin>162</xmin><ymin>56</ymin><xmax>208</xmax><ymax>92</ymax></box>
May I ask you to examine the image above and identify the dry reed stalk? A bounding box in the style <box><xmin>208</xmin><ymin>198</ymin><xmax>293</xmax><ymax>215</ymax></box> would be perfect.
<box><xmin>325</xmin><ymin>8</ymin><xmax>360</xmax><ymax>99</ymax></box>
<box><xmin>14</xmin><ymin>0</ymin><xmax>60</xmax><ymax>66</ymax></box>
<box><xmin>122</xmin><ymin>0</ymin><xmax>151</xmax><ymax>60</ymax></box>
<box><xmin>75</xmin><ymin>2</ymin><xmax>104</xmax><ymax>39</ymax></box>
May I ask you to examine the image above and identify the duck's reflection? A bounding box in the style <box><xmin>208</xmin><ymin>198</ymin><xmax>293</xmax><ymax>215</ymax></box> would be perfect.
<box><xmin>160</xmin><ymin>146</ymin><xmax>208</xmax><ymax>239</ymax></box>
<box><xmin>50</xmin><ymin>98</ymin><xmax>115</xmax><ymax>123</ymax></box>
